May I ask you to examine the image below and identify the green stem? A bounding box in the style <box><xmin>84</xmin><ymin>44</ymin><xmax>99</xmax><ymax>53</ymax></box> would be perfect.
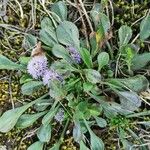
<box><xmin>60</xmin><ymin>119</ymin><xmax>70</xmax><ymax>141</ymax></box>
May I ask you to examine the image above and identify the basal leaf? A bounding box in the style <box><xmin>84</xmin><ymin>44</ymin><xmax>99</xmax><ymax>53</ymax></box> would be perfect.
<box><xmin>118</xmin><ymin>91</ymin><xmax>141</xmax><ymax>111</ymax></box>
<box><xmin>41</xmin><ymin>17</ymin><xmax>53</xmax><ymax>29</ymax></box>
<box><xmin>37</xmin><ymin>124</ymin><xmax>51</xmax><ymax>142</ymax></box>
<box><xmin>49</xmin><ymin>142</ymin><xmax>61</xmax><ymax>150</ymax></box>
<box><xmin>140</xmin><ymin>15</ymin><xmax>150</xmax><ymax>40</ymax></box>
<box><xmin>108</xmin><ymin>75</ymin><xmax>149</xmax><ymax>93</ymax></box>
<box><xmin>16</xmin><ymin>111</ymin><xmax>47</xmax><ymax>129</ymax></box>
<box><xmin>39</xmin><ymin>28</ymin><xmax>58</xmax><ymax>47</ymax></box>
<box><xmin>73</xmin><ymin>122</ymin><xmax>83</xmax><ymax>143</ymax></box>
<box><xmin>0</xmin><ymin>55</ymin><xmax>25</xmax><ymax>71</ymax></box>
<box><xmin>90</xmin><ymin>132</ymin><xmax>104</xmax><ymax>150</ymax></box>
<box><xmin>79</xmin><ymin>48</ymin><xmax>93</xmax><ymax>68</ymax></box>
<box><xmin>90</xmin><ymin>3</ymin><xmax>103</xmax><ymax>29</ymax></box>
<box><xmin>131</xmin><ymin>52</ymin><xmax>150</xmax><ymax>70</ymax></box>
<box><xmin>56</xmin><ymin>21</ymin><xmax>80</xmax><ymax>48</ymax></box>
<box><xmin>95</xmin><ymin>117</ymin><xmax>107</xmax><ymax>128</ymax></box>
<box><xmin>52</xmin><ymin>44</ymin><xmax>72</xmax><ymax>62</ymax></box>
<box><xmin>80</xmin><ymin>140</ymin><xmax>90</xmax><ymax>150</ymax></box>
<box><xmin>21</xmin><ymin>81</ymin><xmax>43</xmax><ymax>95</ymax></box>
<box><xmin>84</xmin><ymin>69</ymin><xmax>101</xmax><ymax>84</ymax></box>
<box><xmin>27</xmin><ymin>141</ymin><xmax>44</xmax><ymax>150</ymax></box>
<box><xmin>23</xmin><ymin>34</ymin><xmax>37</xmax><ymax>50</ymax></box>
<box><xmin>0</xmin><ymin>94</ymin><xmax>47</xmax><ymax>133</ymax></box>
<box><xmin>119</xmin><ymin>25</ymin><xmax>132</xmax><ymax>47</ymax></box>
<box><xmin>99</xmin><ymin>13</ymin><xmax>111</xmax><ymax>34</ymax></box>
<box><xmin>51</xmin><ymin>1</ymin><xmax>67</xmax><ymax>21</ymax></box>
<box><xmin>97</xmin><ymin>52</ymin><xmax>109</xmax><ymax>71</ymax></box>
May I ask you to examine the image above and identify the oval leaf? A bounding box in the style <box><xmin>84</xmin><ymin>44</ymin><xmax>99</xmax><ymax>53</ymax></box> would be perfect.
<box><xmin>0</xmin><ymin>55</ymin><xmax>25</xmax><ymax>71</ymax></box>
<box><xmin>119</xmin><ymin>25</ymin><xmax>132</xmax><ymax>47</ymax></box>
<box><xmin>140</xmin><ymin>15</ymin><xmax>150</xmax><ymax>40</ymax></box>
<box><xmin>95</xmin><ymin>117</ymin><xmax>107</xmax><ymax>128</ymax></box>
<box><xmin>40</xmin><ymin>28</ymin><xmax>58</xmax><ymax>47</ymax></box>
<box><xmin>85</xmin><ymin>69</ymin><xmax>101</xmax><ymax>84</ymax></box>
<box><xmin>21</xmin><ymin>81</ymin><xmax>43</xmax><ymax>95</ymax></box>
<box><xmin>27</xmin><ymin>141</ymin><xmax>44</xmax><ymax>150</ymax></box>
<box><xmin>131</xmin><ymin>52</ymin><xmax>150</xmax><ymax>70</ymax></box>
<box><xmin>52</xmin><ymin>44</ymin><xmax>72</xmax><ymax>62</ymax></box>
<box><xmin>41</xmin><ymin>17</ymin><xmax>53</xmax><ymax>29</ymax></box>
<box><xmin>118</xmin><ymin>91</ymin><xmax>141</xmax><ymax>111</ymax></box>
<box><xmin>16</xmin><ymin>111</ymin><xmax>47</xmax><ymax>129</ymax></box>
<box><xmin>0</xmin><ymin>98</ymin><xmax>41</xmax><ymax>133</ymax></box>
<box><xmin>51</xmin><ymin>1</ymin><xmax>67</xmax><ymax>21</ymax></box>
<box><xmin>90</xmin><ymin>132</ymin><xmax>104</xmax><ymax>150</ymax></box>
<box><xmin>73</xmin><ymin>122</ymin><xmax>83</xmax><ymax>143</ymax></box>
<box><xmin>56</xmin><ymin>21</ymin><xmax>80</xmax><ymax>48</ymax></box>
<box><xmin>37</xmin><ymin>124</ymin><xmax>51</xmax><ymax>142</ymax></box>
<box><xmin>97</xmin><ymin>52</ymin><xmax>109</xmax><ymax>71</ymax></box>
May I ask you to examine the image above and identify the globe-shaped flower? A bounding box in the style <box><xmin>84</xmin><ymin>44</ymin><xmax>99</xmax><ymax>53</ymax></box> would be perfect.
<box><xmin>42</xmin><ymin>69</ymin><xmax>63</xmax><ymax>85</ymax></box>
<box><xmin>68</xmin><ymin>46</ymin><xmax>81</xmax><ymax>64</ymax></box>
<box><xmin>27</xmin><ymin>55</ymin><xmax>48</xmax><ymax>79</ymax></box>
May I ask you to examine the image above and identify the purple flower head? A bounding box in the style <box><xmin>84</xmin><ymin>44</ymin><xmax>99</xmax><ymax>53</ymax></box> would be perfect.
<box><xmin>68</xmin><ymin>46</ymin><xmax>81</xmax><ymax>64</ymax></box>
<box><xmin>27</xmin><ymin>55</ymin><xmax>48</xmax><ymax>79</ymax></box>
<box><xmin>54</xmin><ymin>108</ymin><xmax>64</xmax><ymax>123</ymax></box>
<box><xmin>42</xmin><ymin>69</ymin><xmax>63</xmax><ymax>85</ymax></box>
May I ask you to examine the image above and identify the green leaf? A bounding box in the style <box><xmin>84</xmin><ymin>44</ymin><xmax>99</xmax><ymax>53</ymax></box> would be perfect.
<box><xmin>49</xmin><ymin>142</ymin><xmax>61</xmax><ymax>150</ymax></box>
<box><xmin>21</xmin><ymin>81</ymin><xmax>43</xmax><ymax>95</ymax></box>
<box><xmin>27</xmin><ymin>141</ymin><xmax>44</xmax><ymax>150</ymax></box>
<box><xmin>23</xmin><ymin>34</ymin><xmax>37</xmax><ymax>50</ymax></box>
<box><xmin>108</xmin><ymin>75</ymin><xmax>149</xmax><ymax>93</ymax></box>
<box><xmin>42</xmin><ymin>101</ymin><xmax>58</xmax><ymax>125</ymax></box>
<box><xmin>41</xmin><ymin>17</ymin><xmax>53</xmax><ymax>29</ymax></box>
<box><xmin>90</xmin><ymin>3</ymin><xmax>103</xmax><ymax>29</ymax></box>
<box><xmin>0</xmin><ymin>94</ymin><xmax>47</xmax><ymax>133</ymax></box>
<box><xmin>79</xmin><ymin>48</ymin><xmax>93</xmax><ymax>68</ymax></box>
<box><xmin>51</xmin><ymin>1</ymin><xmax>67</xmax><ymax>21</ymax></box>
<box><xmin>56</xmin><ymin>21</ymin><xmax>80</xmax><ymax>48</ymax></box>
<box><xmin>16</xmin><ymin>111</ymin><xmax>47</xmax><ymax>129</ymax></box>
<box><xmin>131</xmin><ymin>52</ymin><xmax>150</xmax><ymax>70</ymax></box>
<box><xmin>84</xmin><ymin>119</ymin><xmax>104</xmax><ymax>150</ymax></box>
<box><xmin>80</xmin><ymin>140</ymin><xmax>90</xmax><ymax>150</ymax></box>
<box><xmin>34</xmin><ymin>99</ymin><xmax>53</xmax><ymax>112</ymax></box>
<box><xmin>118</xmin><ymin>25</ymin><xmax>132</xmax><ymax>47</ymax></box>
<box><xmin>20</xmin><ymin>74</ymin><xmax>33</xmax><ymax>84</ymax></box>
<box><xmin>0</xmin><ymin>55</ymin><xmax>25</xmax><ymax>71</ymax></box>
<box><xmin>84</xmin><ymin>69</ymin><xmax>101</xmax><ymax>84</ymax></box>
<box><xmin>19</xmin><ymin>56</ymin><xmax>30</xmax><ymax>65</ymax></box>
<box><xmin>140</xmin><ymin>15</ymin><xmax>150</xmax><ymax>40</ymax></box>
<box><xmin>73</xmin><ymin>122</ymin><xmax>83</xmax><ymax>143</ymax></box>
<box><xmin>40</xmin><ymin>28</ymin><xmax>58</xmax><ymax>47</ymax></box>
<box><xmin>52</xmin><ymin>44</ymin><xmax>72</xmax><ymax>62</ymax></box>
<box><xmin>120</xmin><ymin>75</ymin><xmax>149</xmax><ymax>93</ymax></box>
<box><xmin>49</xmin><ymin>81</ymin><xmax>67</xmax><ymax>100</ymax></box>
<box><xmin>37</xmin><ymin>124</ymin><xmax>51</xmax><ymax>142</ymax></box>
<box><xmin>99</xmin><ymin>13</ymin><xmax>111</xmax><ymax>34</ymax></box>
<box><xmin>83</xmin><ymin>82</ymin><xmax>94</xmax><ymax>92</ymax></box>
<box><xmin>97</xmin><ymin>52</ymin><xmax>109</xmax><ymax>71</ymax></box>
<box><xmin>95</xmin><ymin>117</ymin><xmax>107</xmax><ymax>128</ymax></box>
<box><xmin>118</xmin><ymin>91</ymin><xmax>141</xmax><ymax>111</ymax></box>
<box><xmin>90</xmin><ymin>131</ymin><xmax>104</xmax><ymax>150</ymax></box>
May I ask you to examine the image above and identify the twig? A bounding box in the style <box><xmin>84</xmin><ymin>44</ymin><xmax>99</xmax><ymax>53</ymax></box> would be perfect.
<box><xmin>78</xmin><ymin>0</ymin><xmax>94</xmax><ymax>32</ymax></box>
<box><xmin>74</xmin><ymin>0</ymin><xmax>90</xmax><ymax>48</ymax></box>
<box><xmin>14</xmin><ymin>0</ymin><xmax>24</xmax><ymax>18</ymax></box>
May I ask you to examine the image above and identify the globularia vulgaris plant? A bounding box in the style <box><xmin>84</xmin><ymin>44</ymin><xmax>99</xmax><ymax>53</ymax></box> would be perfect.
<box><xmin>0</xmin><ymin>1</ymin><xmax>150</xmax><ymax>150</ymax></box>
